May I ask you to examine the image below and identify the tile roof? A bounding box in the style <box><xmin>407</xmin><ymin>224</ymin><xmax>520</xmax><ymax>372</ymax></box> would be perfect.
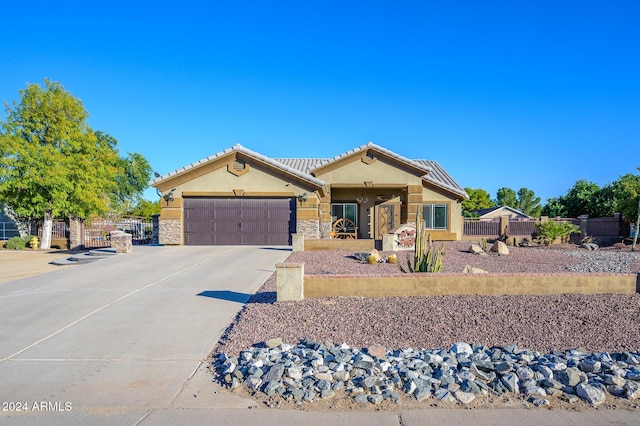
<box><xmin>151</xmin><ymin>142</ymin><xmax>468</xmax><ymax>199</ymax></box>
<box><xmin>272</xmin><ymin>158</ymin><xmax>327</xmax><ymax>175</ymax></box>
<box><xmin>277</xmin><ymin>142</ymin><xmax>467</xmax><ymax>199</ymax></box>
<box><xmin>473</xmin><ymin>206</ymin><xmax>531</xmax><ymax>218</ymax></box>
<box><xmin>150</xmin><ymin>144</ymin><xmax>325</xmax><ymax>187</ymax></box>
<box><xmin>412</xmin><ymin>160</ymin><xmax>468</xmax><ymax>198</ymax></box>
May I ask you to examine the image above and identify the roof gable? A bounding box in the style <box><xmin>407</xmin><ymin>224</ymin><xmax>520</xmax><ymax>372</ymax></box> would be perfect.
<box><xmin>150</xmin><ymin>144</ymin><xmax>326</xmax><ymax>191</ymax></box>
<box><xmin>152</xmin><ymin>142</ymin><xmax>467</xmax><ymax>200</ymax></box>
<box><xmin>309</xmin><ymin>142</ymin><xmax>432</xmax><ymax>177</ymax></box>
<box><xmin>474</xmin><ymin>206</ymin><xmax>531</xmax><ymax>218</ymax></box>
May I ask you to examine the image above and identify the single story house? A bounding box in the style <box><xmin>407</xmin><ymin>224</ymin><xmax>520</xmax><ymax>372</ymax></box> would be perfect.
<box><xmin>0</xmin><ymin>203</ymin><xmax>23</xmax><ymax>240</ymax></box>
<box><xmin>150</xmin><ymin>142</ymin><xmax>468</xmax><ymax>245</ymax></box>
<box><xmin>472</xmin><ymin>206</ymin><xmax>531</xmax><ymax>220</ymax></box>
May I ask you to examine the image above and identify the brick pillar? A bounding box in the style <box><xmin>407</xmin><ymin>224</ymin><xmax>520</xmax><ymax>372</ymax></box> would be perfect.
<box><xmin>152</xmin><ymin>214</ymin><xmax>160</xmax><ymax>244</ymax></box>
<box><xmin>69</xmin><ymin>216</ymin><xmax>83</xmax><ymax>250</ymax></box>
<box><xmin>578</xmin><ymin>215</ymin><xmax>589</xmax><ymax>239</ymax></box>
<box><xmin>499</xmin><ymin>216</ymin><xmax>509</xmax><ymax>237</ymax></box>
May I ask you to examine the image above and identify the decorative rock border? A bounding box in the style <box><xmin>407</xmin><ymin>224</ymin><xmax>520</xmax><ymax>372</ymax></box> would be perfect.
<box><xmin>213</xmin><ymin>340</ymin><xmax>640</xmax><ymax>407</ymax></box>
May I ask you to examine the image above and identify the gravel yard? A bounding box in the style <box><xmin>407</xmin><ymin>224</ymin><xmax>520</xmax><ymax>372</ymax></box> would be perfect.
<box><xmin>215</xmin><ymin>242</ymin><xmax>640</xmax><ymax>356</ymax></box>
<box><xmin>212</xmin><ymin>242</ymin><xmax>640</xmax><ymax>410</ymax></box>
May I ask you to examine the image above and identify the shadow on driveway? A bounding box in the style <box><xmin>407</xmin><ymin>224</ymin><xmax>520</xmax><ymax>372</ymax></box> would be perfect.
<box><xmin>197</xmin><ymin>290</ymin><xmax>277</xmax><ymax>304</ymax></box>
<box><xmin>197</xmin><ymin>290</ymin><xmax>253</xmax><ymax>303</ymax></box>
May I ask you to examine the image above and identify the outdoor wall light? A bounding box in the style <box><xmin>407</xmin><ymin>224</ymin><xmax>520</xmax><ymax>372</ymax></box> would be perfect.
<box><xmin>162</xmin><ymin>188</ymin><xmax>176</xmax><ymax>204</ymax></box>
<box><xmin>297</xmin><ymin>192</ymin><xmax>308</xmax><ymax>203</ymax></box>
<box><xmin>356</xmin><ymin>195</ymin><xmax>369</xmax><ymax>204</ymax></box>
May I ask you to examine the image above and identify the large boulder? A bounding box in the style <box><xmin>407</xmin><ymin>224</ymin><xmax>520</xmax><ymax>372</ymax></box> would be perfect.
<box><xmin>490</xmin><ymin>241</ymin><xmax>509</xmax><ymax>255</ymax></box>
<box><xmin>468</xmin><ymin>244</ymin><xmax>487</xmax><ymax>255</ymax></box>
<box><xmin>462</xmin><ymin>265</ymin><xmax>488</xmax><ymax>274</ymax></box>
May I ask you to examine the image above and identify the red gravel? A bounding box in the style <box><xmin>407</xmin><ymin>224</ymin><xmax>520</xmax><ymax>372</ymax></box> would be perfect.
<box><xmin>215</xmin><ymin>242</ymin><xmax>640</xmax><ymax>356</ymax></box>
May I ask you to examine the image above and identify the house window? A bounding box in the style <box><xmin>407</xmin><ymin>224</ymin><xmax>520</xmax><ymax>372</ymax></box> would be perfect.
<box><xmin>423</xmin><ymin>204</ymin><xmax>448</xmax><ymax>229</ymax></box>
<box><xmin>331</xmin><ymin>203</ymin><xmax>357</xmax><ymax>226</ymax></box>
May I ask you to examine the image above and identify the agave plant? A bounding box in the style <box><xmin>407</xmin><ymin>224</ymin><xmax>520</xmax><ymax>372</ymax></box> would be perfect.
<box><xmin>397</xmin><ymin>209</ymin><xmax>445</xmax><ymax>273</ymax></box>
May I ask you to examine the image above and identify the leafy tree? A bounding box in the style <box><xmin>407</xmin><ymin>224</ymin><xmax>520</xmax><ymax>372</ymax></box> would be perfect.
<box><xmin>590</xmin><ymin>184</ymin><xmax>617</xmax><ymax>218</ymax></box>
<box><xmin>0</xmin><ymin>79</ymin><xmax>151</xmax><ymax>249</ymax></box>
<box><xmin>461</xmin><ymin>187</ymin><xmax>493</xmax><ymax>216</ymax></box>
<box><xmin>113</xmin><ymin>151</ymin><xmax>153</xmax><ymax>214</ymax></box>
<box><xmin>495</xmin><ymin>187</ymin><xmax>517</xmax><ymax>209</ymax></box>
<box><xmin>126</xmin><ymin>199</ymin><xmax>161</xmax><ymax>218</ymax></box>
<box><xmin>612</xmin><ymin>172</ymin><xmax>640</xmax><ymax>224</ymax></box>
<box><xmin>561</xmin><ymin>179</ymin><xmax>618</xmax><ymax>218</ymax></box>
<box><xmin>495</xmin><ymin>187</ymin><xmax>542</xmax><ymax>217</ymax></box>
<box><xmin>564</xmin><ymin>180</ymin><xmax>600</xmax><ymax>217</ymax></box>
<box><xmin>516</xmin><ymin>187</ymin><xmax>542</xmax><ymax>217</ymax></box>
<box><xmin>542</xmin><ymin>196</ymin><xmax>568</xmax><ymax>217</ymax></box>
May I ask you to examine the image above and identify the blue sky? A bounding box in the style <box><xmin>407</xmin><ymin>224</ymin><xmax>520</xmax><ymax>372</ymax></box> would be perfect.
<box><xmin>1</xmin><ymin>1</ymin><xmax>638</xmax><ymax>203</ymax></box>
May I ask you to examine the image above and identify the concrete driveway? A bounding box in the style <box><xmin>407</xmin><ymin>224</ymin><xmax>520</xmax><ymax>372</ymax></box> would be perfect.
<box><xmin>0</xmin><ymin>245</ymin><xmax>290</xmax><ymax>425</ymax></box>
<box><xmin>2</xmin><ymin>245</ymin><xmax>638</xmax><ymax>426</ymax></box>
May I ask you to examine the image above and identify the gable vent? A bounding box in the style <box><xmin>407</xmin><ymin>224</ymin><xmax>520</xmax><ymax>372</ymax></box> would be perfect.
<box><xmin>232</xmin><ymin>159</ymin><xmax>246</xmax><ymax>171</ymax></box>
<box><xmin>362</xmin><ymin>151</ymin><xmax>377</xmax><ymax>165</ymax></box>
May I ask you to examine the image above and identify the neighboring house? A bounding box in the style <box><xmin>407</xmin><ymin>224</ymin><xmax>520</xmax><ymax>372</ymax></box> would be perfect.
<box><xmin>151</xmin><ymin>142</ymin><xmax>468</xmax><ymax>245</ymax></box>
<box><xmin>0</xmin><ymin>203</ymin><xmax>24</xmax><ymax>239</ymax></box>
<box><xmin>473</xmin><ymin>206</ymin><xmax>531</xmax><ymax>219</ymax></box>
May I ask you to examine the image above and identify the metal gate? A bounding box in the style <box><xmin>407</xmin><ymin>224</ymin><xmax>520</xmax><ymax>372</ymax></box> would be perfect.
<box><xmin>83</xmin><ymin>216</ymin><xmax>153</xmax><ymax>248</ymax></box>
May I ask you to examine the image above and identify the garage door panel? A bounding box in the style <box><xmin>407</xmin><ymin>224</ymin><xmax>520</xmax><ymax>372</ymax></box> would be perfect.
<box><xmin>183</xmin><ymin>197</ymin><xmax>294</xmax><ymax>245</ymax></box>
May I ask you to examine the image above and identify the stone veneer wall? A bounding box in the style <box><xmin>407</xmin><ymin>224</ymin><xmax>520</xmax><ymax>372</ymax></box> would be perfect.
<box><xmin>152</xmin><ymin>214</ymin><xmax>160</xmax><ymax>244</ymax></box>
<box><xmin>296</xmin><ymin>219</ymin><xmax>320</xmax><ymax>239</ymax></box>
<box><xmin>68</xmin><ymin>217</ymin><xmax>83</xmax><ymax>250</ymax></box>
<box><xmin>159</xmin><ymin>219</ymin><xmax>182</xmax><ymax>245</ymax></box>
<box><xmin>319</xmin><ymin>221</ymin><xmax>332</xmax><ymax>239</ymax></box>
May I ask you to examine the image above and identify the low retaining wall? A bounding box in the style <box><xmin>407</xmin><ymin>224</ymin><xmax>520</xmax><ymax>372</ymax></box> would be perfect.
<box><xmin>303</xmin><ymin>239</ymin><xmax>376</xmax><ymax>251</ymax></box>
<box><xmin>276</xmin><ymin>263</ymin><xmax>639</xmax><ymax>300</ymax></box>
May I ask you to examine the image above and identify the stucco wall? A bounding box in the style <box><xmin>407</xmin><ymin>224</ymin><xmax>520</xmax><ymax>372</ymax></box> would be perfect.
<box><xmin>303</xmin><ymin>273</ymin><xmax>639</xmax><ymax>298</ymax></box>
<box><xmin>172</xmin><ymin>163</ymin><xmax>310</xmax><ymax>195</ymax></box>
<box><xmin>315</xmin><ymin>157</ymin><xmax>423</xmax><ymax>186</ymax></box>
<box><xmin>421</xmin><ymin>187</ymin><xmax>463</xmax><ymax>240</ymax></box>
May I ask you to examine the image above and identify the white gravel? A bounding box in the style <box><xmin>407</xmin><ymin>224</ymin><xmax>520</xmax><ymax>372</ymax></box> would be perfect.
<box><xmin>215</xmin><ymin>242</ymin><xmax>640</xmax><ymax>357</ymax></box>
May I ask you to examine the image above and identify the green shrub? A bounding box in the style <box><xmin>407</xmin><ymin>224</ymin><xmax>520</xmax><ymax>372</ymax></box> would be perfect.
<box><xmin>6</xmin><ymin>236</ymin><xmax>26</xmax><ymax>250</ymax></box>
<box><xmin>535</xmin><ymin>221</ymin><xmax>580</xmax><ymax>245</ymax></box>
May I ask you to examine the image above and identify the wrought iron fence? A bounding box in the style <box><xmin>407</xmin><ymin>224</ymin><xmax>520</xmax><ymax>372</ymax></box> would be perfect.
<box><xmin>83</xmin><ymin>216</ymin><xmax>153</xmax><ymax>248</ymax></box>
<box><xmin>36</xmin><ymin>220</ymin><xmax>68</xmax><ymax>241</ymax></box>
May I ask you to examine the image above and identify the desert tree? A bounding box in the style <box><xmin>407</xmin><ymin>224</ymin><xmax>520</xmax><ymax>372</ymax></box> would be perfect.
<box><xmin>461</xmin><ymin>187</ymin><xmax>493</xmax><ymax>217</ymax></box>
<box><xmin>0</xmin><ymin>79</ymin><xmax>151</xmax><ymax>249</ymax></box>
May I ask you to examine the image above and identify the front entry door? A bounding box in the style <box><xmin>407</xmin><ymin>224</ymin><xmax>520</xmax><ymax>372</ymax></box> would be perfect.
<box><xmin>374</xmin><ymin>197</ymin><xmax>401</xmax><ymax>239</ymax></box>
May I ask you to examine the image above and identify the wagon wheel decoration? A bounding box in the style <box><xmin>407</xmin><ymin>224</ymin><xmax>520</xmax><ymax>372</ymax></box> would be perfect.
<box><xmin>332</xmin><ymin>218</ymin><xmax>357</xmax><ymax>239</ymax></box>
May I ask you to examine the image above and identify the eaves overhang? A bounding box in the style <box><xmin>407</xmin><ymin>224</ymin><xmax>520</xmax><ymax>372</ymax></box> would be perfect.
<box><xmin>150</xmin><ymin>144</ymin><xmax>327</xmax><ymax>196</ymax></box>
<box><xmin>310</xmin><ymin>142</ymin><xmax>433</xmax><ymax>177</ymax></box>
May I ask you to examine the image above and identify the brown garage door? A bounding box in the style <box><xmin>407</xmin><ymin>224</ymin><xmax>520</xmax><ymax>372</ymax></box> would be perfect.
<box><xmin>183</xmin><ymin>198</ymin><xmax>295</xmax><ymax>245</ymax></box>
